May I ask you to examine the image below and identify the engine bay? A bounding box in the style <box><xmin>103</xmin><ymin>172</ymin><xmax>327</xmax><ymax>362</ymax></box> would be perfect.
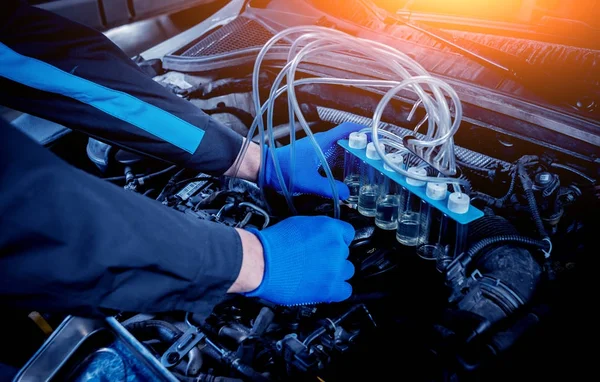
<box><xmin>17</xmin><ymin>0</ymin><xmax>598</xmax><ymax>381</ymax></box>
<box><xmin>68</xmin><ymin>124</ymin><xmax>595</xmax><ymax>381</ymax></box>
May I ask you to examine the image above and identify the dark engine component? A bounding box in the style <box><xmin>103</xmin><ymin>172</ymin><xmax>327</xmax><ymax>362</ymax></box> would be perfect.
<box><xmin>89</xmin><ymin>143</ymin><xmax>592</xmax><ymax>382</ymax></box>
<box><xmin>456</xmin><ymin>245</ymin><xmax>542</xmax><ymax>326</ymax></box>
<box><xmin>126</xmin><ymin>320</ymin><xmax>204</xmax><ymax>378</ymax></box>
<box><xmin>193</xmin><ymin>298</ymin><xmax>377</xmax><ymax>381</ymax></box>
<box><xmin>66</xmin><ymin>17</ymin><xmax>595</xmax><ymax>376</ymax></box>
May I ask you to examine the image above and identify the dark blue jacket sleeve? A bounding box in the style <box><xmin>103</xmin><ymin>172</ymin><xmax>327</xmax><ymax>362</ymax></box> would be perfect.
<box><xmin>0</xmin><ymin>119</ymin><xmax>243</xmax><ymax>316</ymax></box>
<box><xmin>0</xmin><ymin>1</ymin><xmax>242</xmax><ymax>175</ymax></box>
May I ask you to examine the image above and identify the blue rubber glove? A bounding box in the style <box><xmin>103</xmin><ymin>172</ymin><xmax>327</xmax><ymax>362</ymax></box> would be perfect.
<box><xmin>244</xmin><ymin>216</ymin><xmax>355</xmax><ymax>305</ymax></box>
<box><xmin>264</xmin><ymin>122</ymin><xmax>364</xmax><ymax>200</ymax></box>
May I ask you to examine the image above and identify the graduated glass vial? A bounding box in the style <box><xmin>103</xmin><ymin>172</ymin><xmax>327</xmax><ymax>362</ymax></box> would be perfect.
<box><xmin>358</xmin><ymin>142</ymin><xmax>384</xmax><ymax>217</ymax></box>
<box><xmin>396</xmin><ymin>167</ymin><xmax>428</xmax><ymax>246</ymax></box>
<box><xmin>343</xmin><ymin>132</ymin><xmax>368</xmax><ymax>204</ymax></box>
<box><xmin>375</xmin><ymin>153</ymin><xmax>404</xmax><ymax>230</ymax></box>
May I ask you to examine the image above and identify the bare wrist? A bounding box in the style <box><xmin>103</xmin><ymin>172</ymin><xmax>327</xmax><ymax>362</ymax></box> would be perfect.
<box><xmin>223</xmin><ymin>139</ymin><xmax>261</xmax><ymax>182</ymax></box>
<box><xmin>228</xmin><ymin>228</ymin><xmax>265</xmax><ymax>294</ymax></box>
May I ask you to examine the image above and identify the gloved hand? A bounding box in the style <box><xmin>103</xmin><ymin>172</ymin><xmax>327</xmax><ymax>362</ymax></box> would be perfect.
<box><xmin>244</xmin><ymin>216</ymin><xmax>355</xmax><ymax>305</ymax></box>
<box><xmin>263</xmin><ymin>122</ymin><xmax>364</xmax><ymax>200</ymax></box>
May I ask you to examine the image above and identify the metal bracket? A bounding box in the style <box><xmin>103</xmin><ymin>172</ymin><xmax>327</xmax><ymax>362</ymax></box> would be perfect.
<box><xmin>471</xmin><ymin>269</ymin><xmax>483</xmax><ymax>281</ymax></box>
<box><xmin>161</xmin><ymin>326</ymin><xmax>206</xmax><ymax>368</ymax></box>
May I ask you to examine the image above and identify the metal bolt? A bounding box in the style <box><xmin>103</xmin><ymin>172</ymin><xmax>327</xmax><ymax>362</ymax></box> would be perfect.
<box><xmin>536</xmin><ymin>172</ymin><xmax>553</xmax><ymax>186</ymax></box>
<box><xmin>167</xmin><ymin>352</ymin><xmax>180</xmax><ymax>364</ymax></box>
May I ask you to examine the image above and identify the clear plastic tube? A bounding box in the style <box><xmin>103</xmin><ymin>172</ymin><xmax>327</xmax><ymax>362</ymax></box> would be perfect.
<box><xmin>265</xmin><ymin>60</ymin><xmax>299</xmax><ymax>214</ymax></box>
<box><xmin>286</xmin><ymin>43</ymin><xmax>461</xmax><ymax>188</ymax></box>
<box><xmin>235</xmin><ymin>27</ymin><xmax>332</xmax><ymax>214</ymax></box>
<box><xmin>249</xmin><ymin>26</ymin><xmax>368</xmax><ymax>218</ymax></box>
<box><xmin>373</xmin><ymin>77</ymin><xmax>462</xmax><ymax>148</ymax></box>
<box><xmin>259</xmin><ymin>48</ymin><xmax>400</xmax><ymax>213</ymax></box>
<box><xmin>234</xmin><ymin>25</ymin><xmax>466</xmax><ymax>219</ymax></box>
<box><xmin>285</xmin><ymin>34</ymin><xmax>338</xmax><ymax>201</ymax></box>
<box><xmin>288</xmin><ymin>39</ymin><xmax>443</xmax><ymax>144</ymax></box>
<box><xmin>283</xmin><ymin>32</ymin><xmax>441</xmax><ymax>205</ymax></box>
<box><xmin>285</xmin><ymin>39</ymin><xmax>343</xmax><ymax>216</ymax></box>
<box><xmin>370</xmin><ymin>78</ymin><xmax>468</xmax><ymax>190</ymax></box>
<box><xmin>246</xmin><ymin>76</ymin><xmax>466</xmax><ymax>194</ymax></box>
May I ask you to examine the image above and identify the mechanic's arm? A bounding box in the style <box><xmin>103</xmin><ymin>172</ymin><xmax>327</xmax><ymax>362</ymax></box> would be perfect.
<box><xmin>0</xmin><ymin>1</ymin><xmax>258</xmax><ymax>179</ymax></box>
<box><xmin>0</xmin><ymin>119</ymin><xmax>257</xmax><ymax>316</ymax></box>
<box><xmin>0</xmin><ymin>121</ymin><xmax>354</xmax><ymax>315</ymax></box>
<box><xmin>0</xmin><ymin>2</ymin><xmax>362</xmax><ymax>197</ymax></box>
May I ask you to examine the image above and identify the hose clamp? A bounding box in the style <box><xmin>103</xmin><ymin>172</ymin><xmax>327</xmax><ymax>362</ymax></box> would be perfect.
<box><xmin>470</xmin><ymin>269</ymin><xmax>483</xmax><ymax>281</ymax></box>
<box><xmin>542</xmin><ymin>237</ymin><xmax>553</xmax><ymax>258</ymax></box>
<box><xmin>239</xmin><ymin>202</ymin><xmax>270</xmax><ymax>229</ymax></box>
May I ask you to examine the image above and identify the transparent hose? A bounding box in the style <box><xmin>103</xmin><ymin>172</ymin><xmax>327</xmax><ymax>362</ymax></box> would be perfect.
<box><xmin>233</xmin><ymin>26</ymin><xmax>465</xmax><ymax>217</ymax></box>
<box><xmin>370</xmin><ymin>78</ymin><xmax>468</xmax><ymax>190</ymax></box>
<box><xmin>243</xmin><ymin>26</ymin><xmax>359</xmax><ymax>218</ymax></box>
<box><xmin>371</xmin><ymin>77</ymin><xmax>462</xmax><ymax>164</ymax></box>
<box><xmin>284</xmin><ymin>33</ymin><xmax>459</xmax><ymax>184</ymax></box>
<box><xmin>244</xmin><ymin>74</ymin><xmax>466</xmax><ymax>196</ymax></box>
<box><xmin>357</xmin><ymin>129</ymin><xmax>469</xmax><ymax>189</ymax></box>
<box><xmin>266</xmin><ymin>60</ymin><xmax>298</xmax><ymax>214</ymax></box>
<box><xmin>285</xmin><ymin>41</ymin><xmax>434</xmax><ymax>217</ymax></box>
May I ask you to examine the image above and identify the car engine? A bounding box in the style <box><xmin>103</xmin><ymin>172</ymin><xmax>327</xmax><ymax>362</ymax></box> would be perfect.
<box><xmin>16</xmin><ymin>1</ymin><xmax>598</xmax><ymax>381</ymax></box>
<box><xmin>79</xmin><ymin>118</ymin><xmax>595</xmax><ymax>381</ymax></box>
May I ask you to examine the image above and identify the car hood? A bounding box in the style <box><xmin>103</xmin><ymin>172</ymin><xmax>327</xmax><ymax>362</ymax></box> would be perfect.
<box><xmin>306</xmin><ymin>0</ymin><xmax>599</xmax><ymax>114</ymax></box>
<box><xmin>372</xmin><ymin>0</ymin><xmax>599</xmax><ymax>46</ymax></box>
<box><xmin>160</xmin><ymin>0</ymin><xmax>600</xmax><ymax>162</ymax></box>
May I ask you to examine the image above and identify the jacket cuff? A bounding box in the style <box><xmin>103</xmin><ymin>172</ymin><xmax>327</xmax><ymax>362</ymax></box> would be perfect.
<box><xmin>180</xmin><ymin>223</ymin><xmax>243</xmax><ymax>312</ymax></box>
<box><xmin>186</xmin><ymin>118</ymin><xmax>243</xmax><ymax>176</ymax></box>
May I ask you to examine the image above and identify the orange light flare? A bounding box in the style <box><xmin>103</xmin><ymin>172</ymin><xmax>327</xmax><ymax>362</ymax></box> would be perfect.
<box><xmin>352</xmin><ymin>0</ymin><xmax>600</xmax><ymax>25</ymax></box>
<box><xmin>377</xmin><ymin>0</ymin><xmax>527</xmax><ymax>22</ymax></box>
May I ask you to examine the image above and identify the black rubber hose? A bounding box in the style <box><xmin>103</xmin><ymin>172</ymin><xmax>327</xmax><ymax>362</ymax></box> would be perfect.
<box><xmin>524</xmin><ymin>186</ymin><xmax>548</xmax><ymax>238</ymax></box>
<box><xmin>202</xmin><ymin>106</ymin><xmax>254</xmax><ymax>130</ymax></box>
<box><xmin>472</xmin><ymin>192</ymin><xmax>497</xmax><ymax>206</ymax></box>
<box><xmin>103</xmin><ymin>175</ymin><xmax>127</xmax><ymax>182</ymax></box>
<box><xmin>126</xmin><ymin>320</ymin><xmax>203</xmax><ymax>376</ymax></box>
<box><xmin>125</xmin><ymin>320</ymin><xmax>182</xmax><ymax>343</ymax></box>
<box><xmin>551</xmin><ymin>162</ymin><xmax>596</xmax><ymax>184</ymax></box>
<box><xmin>465</xmin><ymin>235</ymin><xmax>549</xmax><ymax>267</ymax></box>
<box><xmin>230</xmin><ymin>361</ymin><xmax>270</xmax><ymax>382</ymax></box>
<box><xmin>517</xmin><ymin>157</ymin><xmax>549</xmax><ymax>239</ymax></box>
<box><xmin>104</xmin><ymin>166</ymin><xmax>177</xmax><ymax>183</ymax></box>
<box><xmin>472</xmin><ymin>169</ymin><xmax>518</xmax><ymax>208</ymax></box>
<box><xmin>200</xmin><ymin>343</ymin><xmax>223</xmax><ymax>361</ymax></box>
<box><xmin>201</xmin><ymin>342</ymin><xmax>269</xmax><ymax>382</ymax></box>
<box><xmin>496</xmin><ymin>169</ymin><xmax>518</xmax><ymax>206</ymax></box>
<box><xmin>139</xmin><ymin>165</ymin><xmax>178</xmax><ymax>182</ymax></box>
